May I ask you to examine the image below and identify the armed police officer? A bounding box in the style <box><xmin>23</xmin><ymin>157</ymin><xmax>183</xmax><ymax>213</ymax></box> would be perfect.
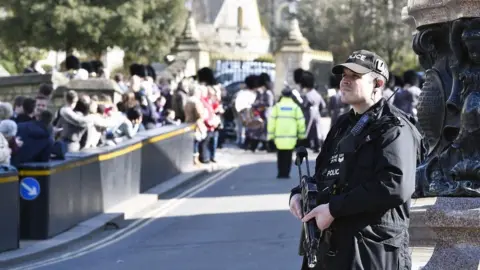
<box><xmin>289</xmin><ymin>50</ymin><xmax>423</xmax><ymax>270</ymax></box>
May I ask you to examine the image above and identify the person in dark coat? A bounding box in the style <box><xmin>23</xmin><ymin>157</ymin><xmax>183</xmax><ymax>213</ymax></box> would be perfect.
<box><xmin>171</xmin><ymin>79</ymin><xmax>189</xmax><ymax>122</ymax></box>
<box><xmin>13</xmin><ymin>98</ymin><xmax>35</xmax><ymax>124</ymax></box>
<box><xmin>134</xmin><ymin>91</ymin><xmax>158</xmax><ymax>129</ymax></box>
<box><xmin>11</xmin><ymin>110</ymin><xmax>54</xmax><ymax>166</ymax></box>
<box><xmin>290</xmin><ymin>50</ymin><xmax>421</xmax><ymax>270</ymax></box>
<box><xmin>12</xmin><ymin>96</ymin><xmax>25</xmax><ymax>119</ymax></box>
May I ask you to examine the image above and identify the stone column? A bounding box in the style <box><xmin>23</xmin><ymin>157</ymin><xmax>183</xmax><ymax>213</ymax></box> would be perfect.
<box><xmin>400</xmin><ymin>6</ymin><xmax>416</xmax><ymax>35</ymax></box>
<box><xmin>404</xmin><ymin>1</ymin><xmax>480</xmax><ymax>198</ymax></box>
<box><xmin>273</xmin><ymin>6</ymin><xmax>312</xmax><ymax>96</ymax></box>
<box><xmin>403</xmin><ymin>1</ymin><xmax>480</xmax><ymax>268</ymax></box>
<box><xmin>172</xmin><ymin>11</ymin><xmax>210</xmax><ymax>72</ymax></box>
<box><xmin>410</xmin><ymin>197</ymin><xmax>480</xmax><ymax>269</ymax></box>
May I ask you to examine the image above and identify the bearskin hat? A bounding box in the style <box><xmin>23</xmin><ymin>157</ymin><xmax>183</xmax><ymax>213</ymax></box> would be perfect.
<box><xmin>403</xmin><ymin>70</ymin><xmax>420</xmax><ymax>86</ymax></box>
<box><xmin>329</xmin><ymin>74</ymin><xmax>341</xmax><ymax>89</ymax></box>
<box><xmin>65</xmin><ymin>55</ymin><xmax>81</xmax><ymax>70</ymax></box>
<box><xmin>146</xmin><ymin>65</ymin><xmax>157</xmax><ymax>81</ymax></box>
<box><xmin>394</xmin><ymin>75</ymin><xmax>404</xmax><ymax>87</ymax></box>
<box><xmin>81</xmin><ymin>62</ymin><xmax>93</xmax><ymax>74</ymax></box>
<box><xmin>90</xmin><ymin>60</ymin><xmax>104</xmax><ymax>75</ymax></box>
<box><xmin>196</xmin><ymin>67</ymin><xmax>216</xmax><ymax>86</ymax></box>
<box><xmin>293</xmin><ymin>68</ymin><xmax>304</xmax><ymax>85</ymax></box>
<box><xmin>129</xmin><ymin>63</ymin><xmax>147</xmax><ymax>78</ymax></box>
<box><xmin>300</xmin><ymin>71</ymin><xmax>315</xmax><ymax>89</ymax></box>
<box><xmin>259</xmin><ymin>73</ymin><xmax>271</xmax><ymax>88</ymax></box>
<box><xmin>244</xmin><ymin>74</ymin><xmax>261</xmax><ymax>90</ymax></box>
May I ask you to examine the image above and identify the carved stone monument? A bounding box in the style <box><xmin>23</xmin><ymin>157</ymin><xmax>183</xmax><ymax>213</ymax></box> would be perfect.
<box><xmin>273</xmin><ymin>0</ymin><xmax>334</xmax><ymax>99</ymax></box>
<box><xmin>404</xmin><ymin>1</ymin><xmax>480</xmax><ymax>197</ymax></box>
<box><xmin>273</xmin><ymin>0</ymin><xmax>312</xmax><ymax>96</ymax></box>
<box><xmin>403</xmin><ymin>2</ymin><xmax>480</xmax><ymax>268</ymax></box>
<box><xmin>171</xmin><ymin>0</ymin><xmax>210</xmax><ymax>73</ymax></box>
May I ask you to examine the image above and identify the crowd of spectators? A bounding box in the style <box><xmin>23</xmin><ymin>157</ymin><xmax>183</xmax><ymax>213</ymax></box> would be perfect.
<box><xmin>0</xmin><ymin>52</ymin><xmax>240</xmax><ymax>171</ymax></box>
<box><xmin>0</xmin><ymin>57</ymin><xmax>197</xmax><ymax>170</ymax></box>
<box><xmin>0</xmin><ymin>56</ymin><xmax>427</xmax><ymax>172</ymax></box>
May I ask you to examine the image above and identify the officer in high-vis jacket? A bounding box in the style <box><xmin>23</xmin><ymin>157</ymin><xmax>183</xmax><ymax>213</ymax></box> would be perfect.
<box><xmin>267</xmin><ymin>87</ymin><xmax>306</xmax><ymax>179</ymax></box>
<box><xmin>289</xmin><ymin>50</ymin><xmax>423</xmax><ymax>269</ymax></box>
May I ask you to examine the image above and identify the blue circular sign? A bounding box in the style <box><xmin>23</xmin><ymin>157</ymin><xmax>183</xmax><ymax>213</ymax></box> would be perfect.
<box><xmin>20</xmin><ymin>177</ymin><xmax>40</xmax><ymax>201</ymax></box>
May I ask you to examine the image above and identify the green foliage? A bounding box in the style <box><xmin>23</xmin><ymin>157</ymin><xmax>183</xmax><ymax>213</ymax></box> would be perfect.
<box><xmin>292</xmin><ymin>0</ymin><xmax>420</xmax><ymax>76</ymax></box>
<box><xmin>389</xmin><ymin>46</ymin><xmax>421</xmax><ymax>73</ymax></box>
<box><xmin>0</xmin><ymin>0</ymin><xmax>186</xmax><ymax>62</ymax></box>
<box><xmin>0</xmin><ymin>45</ymin><xmax>48</xmax><ymax>74</ymax></box>
<box><xmin>114</xmin><ymin>0</ymin><xmax>187</xmax><ymax>62</ymax></box>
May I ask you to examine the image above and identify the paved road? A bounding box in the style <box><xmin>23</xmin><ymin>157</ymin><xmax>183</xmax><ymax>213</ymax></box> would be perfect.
<box><xmin>16</xmin><ymin>147</ymin><xmax>309</xmax><ymax>270</ymax></box>
<box><xmin>11</xmin><ymin>146</ymin><xmax>431</xmax><ymax>270</ymax></box>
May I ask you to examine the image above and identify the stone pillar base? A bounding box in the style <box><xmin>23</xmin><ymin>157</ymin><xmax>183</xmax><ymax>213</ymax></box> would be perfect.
<box><xmin>409</xmin><ymin>197</ymin><xmax>480</xmax><ymax>269</ymax></box>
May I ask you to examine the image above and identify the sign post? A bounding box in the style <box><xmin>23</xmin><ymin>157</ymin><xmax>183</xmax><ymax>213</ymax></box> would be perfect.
<box><xmin>20</xmin><ymin>177</ymin><xmax>40</xmax><ymax>201</ymax></box>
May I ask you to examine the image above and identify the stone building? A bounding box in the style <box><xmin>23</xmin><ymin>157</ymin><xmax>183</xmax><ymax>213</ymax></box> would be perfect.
<box><xmin>167</xmin><ymin>0</ymin><xmax>333</xmax><ymax>91</ymax></box>
<box><xmin>191</xmin><ymin>0</ymin><xmax>271</xmax><ymax>59</ymax></box>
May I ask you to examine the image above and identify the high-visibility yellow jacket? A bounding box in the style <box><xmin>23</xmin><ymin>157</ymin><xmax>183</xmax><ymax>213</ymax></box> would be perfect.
<box><xmin>267</xmin><ymin>97</ymin><xmax>306</xmax><ymax>150</ymax></box>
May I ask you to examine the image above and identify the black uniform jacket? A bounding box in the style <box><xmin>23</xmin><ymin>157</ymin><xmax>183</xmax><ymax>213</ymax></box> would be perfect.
<box><xmin>291</xmin><ymin>99</ymin><xmax>422</xmax><ymax>270</ymax></box>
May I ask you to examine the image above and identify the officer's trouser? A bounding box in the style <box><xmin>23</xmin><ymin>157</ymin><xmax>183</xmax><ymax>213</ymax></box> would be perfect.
<box><xmin>277</xmin><ymin>150</ymin><xmax>293</xmax><ymax>177</ymax></box>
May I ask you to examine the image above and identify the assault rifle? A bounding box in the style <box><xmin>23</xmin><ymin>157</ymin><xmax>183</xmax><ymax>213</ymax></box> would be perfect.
<box><xmin>295</xmin><ymin>146</ymin><xmax>321</xmax><ymax>269</ymax></box>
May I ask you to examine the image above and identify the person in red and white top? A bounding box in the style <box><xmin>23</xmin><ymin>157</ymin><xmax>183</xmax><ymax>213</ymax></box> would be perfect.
<box><xmin>198</xmin><ymin>85</ymin><xmax>221</xmax><ymax>163</ymax></box>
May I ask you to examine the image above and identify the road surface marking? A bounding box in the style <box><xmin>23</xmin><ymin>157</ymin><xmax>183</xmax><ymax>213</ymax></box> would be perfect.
<box><xmin>13</xmin><ymin>168</ymin><xmax>237</xmax><ymax>270</ymax></box>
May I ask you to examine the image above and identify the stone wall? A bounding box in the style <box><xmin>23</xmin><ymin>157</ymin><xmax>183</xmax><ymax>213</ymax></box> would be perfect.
<box><xmin>53</xmin><ymin>79</ymin><xmax>123</xmax><ymax>109</ymax></box>
<box><xmin>0</xmin><ymin>74</ymin><xmax>55</xmax><ymax>103</ymax></box>
<box><xmin>0</xmin><ymin>74</ymin><xmax>122</xmax><ymax>112</ymax></box>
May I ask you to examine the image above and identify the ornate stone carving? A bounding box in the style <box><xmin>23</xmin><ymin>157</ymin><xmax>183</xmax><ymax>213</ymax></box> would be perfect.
<box><xmin>404</xmin><ymin>4</ymin><xmax>480</xmax><ymax>197</ymax></box>
<box><xmin>407</xmin><ymin>0</ymin><xmax>480</xmax><ymax>29</ymax></box>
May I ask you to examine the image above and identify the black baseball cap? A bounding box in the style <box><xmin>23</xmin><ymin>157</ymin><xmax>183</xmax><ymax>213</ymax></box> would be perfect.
<box><xmin>281</xmin><ymin>86</ymin><xmax>293</xmax><ymax>97</ymax></box>
<box><xmin>332</xmin><ymin>50</ymin><xmax>389</xmax><ymax>80</ymax></box>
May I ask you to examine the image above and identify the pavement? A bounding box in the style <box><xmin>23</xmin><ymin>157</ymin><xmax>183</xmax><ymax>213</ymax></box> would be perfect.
<box><xmin>0</xmin><ymin>159</ymin><xmax>234</xmax><ymax>269</ymax></box>
<box><xmin>1</xmin><ymin>144</ymin><xmax>434</xmax><ymax>270</ymax></box>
